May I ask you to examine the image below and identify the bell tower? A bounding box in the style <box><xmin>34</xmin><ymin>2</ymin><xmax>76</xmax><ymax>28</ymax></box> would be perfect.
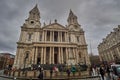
<box><xmin>67</xmin><ymin>9</ymin><xmax>79</xmax><ymax>26</ymax></box>
<box><xmin>28</xmin><ymin>4</ymin><xmax>40</xmax><ymax>21</ymax></box>
<box><xmin>25</xmin><ymin>4</ymin><xmax>41</xmax><ymax>28</ymax></box>
<box><xmin>67</xmin><ymin>9</ymin><xmax>81</xmax><ymax>31</ymax></box>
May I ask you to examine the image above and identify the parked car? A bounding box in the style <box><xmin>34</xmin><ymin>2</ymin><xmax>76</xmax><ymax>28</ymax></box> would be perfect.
<box><xmin>110</xmin><ymin>64</ymin><xmax>120</xmax><ymax>80</ymax></box>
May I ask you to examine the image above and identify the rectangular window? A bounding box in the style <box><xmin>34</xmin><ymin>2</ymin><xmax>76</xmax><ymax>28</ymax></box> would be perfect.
<box><xmin>39</xmin><ymin>34</ymin><xmax>42</xmax><ymax>41</ymax></box>
<box><xmin>54</xmin><ymin>31</ymin><xmax>58</xmax><ymax>42</ymax></box>
<box><xmin>77</xmin><ymin>36</ymin><xmax>79</xmax><ymax>42</ymax></box>
<box><xmin>28</xmin><ymin>33</ymin><xmax>32</xmax><ymax>41</ymax></box>
<box><xmin>47</xmin><ymin>31</ymin><xmax>50</xmax><ymax>41</ymax></box>
<box><xmin>69</xmin><ymin>48</ymin><xmax>73</xmax><ymax>59</ymax></box>
<box><xmin>69</xmin><ymin>36</ymin><xmax>71</xmax><ymax>42</ymax></box>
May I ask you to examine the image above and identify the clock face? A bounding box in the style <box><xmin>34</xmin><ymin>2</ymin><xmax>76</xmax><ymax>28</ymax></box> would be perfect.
<box><xmin>29</xmin><ymin>20</ymin><xmax>35</xmax><ymax>28</ymax></box>
<box><xmin>30</xmin><ymin>21</ymin><xmax>35</xmax><ymax>25</ymax></box>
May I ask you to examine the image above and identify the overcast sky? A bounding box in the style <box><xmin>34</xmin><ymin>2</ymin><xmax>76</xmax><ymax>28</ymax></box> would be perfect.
<box><xmin>0</xmin><ymin>0</ymin><xmax>120</xmax><ymax>55</ymax></box>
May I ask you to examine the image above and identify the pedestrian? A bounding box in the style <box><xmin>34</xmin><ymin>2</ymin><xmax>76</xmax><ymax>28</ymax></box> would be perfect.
<box><xmin>66</xmin><ymin>68</ymin><xmax>71</xmax><ymax>77</ymax></box>
<box><xmin>96</xmin><ymin>67</ymin><xmax>100</xmax><ymax>76</ymax></box>
<box><xmin>59</xmin><ymin>66</ymin><xmax>63</xmax><ymax>76</ymax></box>
<box><xmin>38</xmin><ymin>67</ymin><xmax>43</xmax><ymax>80</ymax></box>
<box><xmin>106</xmin><ymin>65</ymin><xmax>110</xmax><ymax>79</ymax></box>
<box><xmin>50</xmin><ymin>67</ymin><xmax>53</xmax><ymax>78</ymax></box>
<box><xmin>89</xmin><ymin>66</ymin><xmax>93</xmax><ymax>76</ymax></box>
<box><xmin>100</xmin><ymin>65</ymin><xmax>105</xmax><ymax>80</ymax></box>
<box><xmin>71</xmin><ymin>66</ymin><xmax>76</xmax><ymax>76</ymax></box>
<box><xmin>53</xmin><ymin>66</ymin><xmax>58</xmax><ymax>76</ymax></box>
<box><xmin>92</xmin><ymin>67</ymin><xmax>96</xmax><ymax>76</ymax></box>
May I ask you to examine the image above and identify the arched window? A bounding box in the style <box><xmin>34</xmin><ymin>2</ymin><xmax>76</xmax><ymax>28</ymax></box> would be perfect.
<box><xmin>25</xmin><ymin>51</ymin><xmax>29</xmax><ymax>59</ymax></box>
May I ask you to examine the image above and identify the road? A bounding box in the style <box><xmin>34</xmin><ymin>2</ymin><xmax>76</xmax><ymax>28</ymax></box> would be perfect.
<box><xmin>0</xmin><ymin>77</ymin><xmax>12</xmax><ymax>80</ymax></box>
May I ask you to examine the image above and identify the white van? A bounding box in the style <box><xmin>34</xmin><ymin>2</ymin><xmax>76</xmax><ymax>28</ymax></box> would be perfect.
<box><xmin>110</xmin><ymin>64</ymin><xmax>120</xmax><ymax>80</ymax></box>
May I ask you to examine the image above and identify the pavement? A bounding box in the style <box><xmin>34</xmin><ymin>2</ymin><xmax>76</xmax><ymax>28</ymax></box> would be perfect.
<box><xmin>0</xmin><ymin>77</ymin><xmax>12</xmax><ymax>80</ymax></box>
<box><xmin>0</xmin><ymin>75</ymin><xmax>101</xmax><ymax>80</ymax></box>
<box><xmin>0</xmin><ymin>70</ymin><xmax>101</xmax><ymax>80</ymax></box>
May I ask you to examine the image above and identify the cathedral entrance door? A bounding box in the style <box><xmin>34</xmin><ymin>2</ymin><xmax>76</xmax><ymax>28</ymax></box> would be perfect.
<box><xmin>54</xmin><ymin>54</ymin><xmax>58</xmax><ymax>64</ymax></box>
<box><xmin>54</xmin><ymin>47</ymin><xmax>58</xmax><ymax>64</ymax></box>
<box><xmin>37</xmin><ymin>57</ymin><xmax>40</xmax><ymax>64</ymax></box>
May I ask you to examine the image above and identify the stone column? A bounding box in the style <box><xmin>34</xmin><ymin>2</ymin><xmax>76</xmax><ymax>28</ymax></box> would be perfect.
<box><xmin>45</xmin><ymin>31</ymin><xmax>47</xmax><ymax>42</ymax></box>
<box><xmin>73</xmin><ymin>48</ymin><xmax>76</xmax><ymax>64</ymax></box>
<box><xmin>53</xmin><ymin>31</ymin><xmax>54</xmax><ymax>41</ymax></box>
<box><xmin>32</xmin><ymin>47</ymin><xmax>35</xmax><ymax>64</ymax></box>
<box><xmin>73</xmin><ymin>48</ymin><xmax>75</xmax><ymax>58</ymax></box>
<box><xmin>61</xmin><ymin>47</ymin><xmax>63</xmax><ymax>64</ymax></box>
<box><xmin>108</xmin><ymin>50</ymin><xmax>112</xmax><ymax>61</ymax></box>
<box><xmin>19</xmin><ymin>31</ymin><xmax>23</xmax><ymax>41</ymax></box>
<box><xmin>50</xmin><ymin>31</ymin><xmax>52</xmax><ymax>42</ymax></box>
<box><xmin>65</xmin><ymin>32</ymin><xmax>66</xmax><ymax>42</ymax></box>
<box><xmin>18</xmin><ymin>48</ymin><xmax>22</xmax><ymax>68</ymax></box>
<box><xmin>42</xmin><ymin>31</ymin><xmax>44</xmax><ymax>41</ymax></box>
<box><xmin>117</xmin><ymin>48</ymin><xmax>120</xmax><ymax>57</ymax></box>
<box><xmin>22</xmin><ymin>31</ymin><xmax>25</xmax><ymax>42</ymax></box>
<box><xmin>36</xmin><ymin>32</ymin><xmax>39</xmax><ymax>42</ymax></box>
<box><xmin>75</xmin><ymin>48</ymin><xmax>78</xmax><ymax>64</ymax></box>
<box><xmin>35</xmin><ymin>47</ymin><xmax>38</xmax><ymax>64</ymax></box>
<box><xmin>110</xmin><ymin>50</ymin><xmax>114</xmax><ymax>61</ymax></box>
<box><xmin>66</xmin><ymin>47</ymin><xmax>68</xmax><ymax>64</ymax></box>
<box><xmin>61</xmin><ymin>32</ymin><xmax>62</xmax><ymax>42</ymax></box>
<box><xmin>14</xmin><ymin>48</ymin><xmax>19</xmax><ymax>65</ymax></box>
<box><xmin>58</xmin><ymin>32</ymin><xmax>60</xmax><ymax>42</ymax></box>
<box><xmin>52</xmin><ymin>47</ymin><xmax>54</xmax><ymax>64</ymax></box>
<box><xmin>49</xmin><ymin>47</ymin><xmax>51</xmax><ymax>64</ymax></box>
<box><xmin>41</xmin><ymin>47</ymin><xmax>43</xmax><ymax>64</ymax></box>
<box><xmin>44</xmin><ymin>47</ymin><xmax>46</xmax><ymax>64</ymax></box>
<box><xmin>58</xmin><ymin>47</ymin><xmax>61</xmax><ymax>64</ymax></box>
<box><xmin>16</xmin><ymin>49</ymin><xmax>20</xmax><ymax>68</ymax></box>
<box><xmin>59</xmin><ymin>31</ymin><xmax>61</xmax><ymax>42</ymax></box>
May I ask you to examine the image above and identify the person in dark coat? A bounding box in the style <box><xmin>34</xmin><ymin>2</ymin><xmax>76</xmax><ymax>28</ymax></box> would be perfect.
<box><xmin>106</xmin><ymin>65</ymin><xmax>110</xmax><ymax>78</ymax></box>
<box><xmin>50</xmin><ymin>67</ymin><xmax>53</xmax><ymax>78</ymax></box>
<box><xmin>66</xmin><ymin>68</ymin><xmax>71</xmax><ymax>77</ymax></box>
<box><xmin>38</xmin><ymin>67</ymin><xmax>43</xmax><ymax>80</ymax></box>
<box><xmin>100</xmin><ymin>66</ymin><xmax>105</xmax><ymax>80</ymax></box>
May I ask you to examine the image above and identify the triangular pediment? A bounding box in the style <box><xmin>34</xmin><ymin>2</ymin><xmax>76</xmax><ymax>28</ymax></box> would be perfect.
<box><xmin>42</xmin><ymin>23</ymin><xmax>67</xmax><ymax>30</ymax></box>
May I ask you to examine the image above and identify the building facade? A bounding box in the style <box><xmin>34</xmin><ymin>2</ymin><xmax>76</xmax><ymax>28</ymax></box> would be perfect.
<box><xmin>13</xmin><ymin>5</ymin><xmax>90</xmax><ymax>69</ymax></box>
<box><xmin>98</xmin><ymin>25</ymin><xmax>120</xmax><ymax>63</ymax></box>
<box><xmin>89</xmin><ymin>54</ymin><xmax>101</xmax><ymax>66</ymax></box>
<box><xmin>0</xmin><ymin>53</ymin><xmax>15</xmax><ymax>69</ymax></box>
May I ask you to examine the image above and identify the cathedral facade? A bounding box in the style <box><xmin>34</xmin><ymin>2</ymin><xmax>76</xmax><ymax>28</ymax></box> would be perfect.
<box><xmin>13</xmin><ymin>5</ymin><xmax>90</xmax><ymax>69</ymax></box>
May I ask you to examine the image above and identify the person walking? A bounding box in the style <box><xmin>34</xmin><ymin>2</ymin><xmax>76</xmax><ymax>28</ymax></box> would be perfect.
<box><xmin>50</xmin><ymin>67</ymin><xmax>53</xmax><ymax>78</ymax></box>
<box><xmin>38</xmin><ymin>67</ymin><xmax>43</xmax><ymax>80</ymax></box>
<box><xmin>106</xmin><ymin>65</ymin><xmax>110</xmax><ymax>80</ymax></box>
<box><xmin>66</xmin><ymin>68</ymin><xmax>71</xmax><ymax>77</ymax></box>
<box><xmin>71</xmin><ymin>66</ymin><xmax>76</xmax><ymax>77</ymax></box>
<box><xmin>100</xmin><ymin>65</ymin><xmax>105</xmax><ymax>80</ymax></box>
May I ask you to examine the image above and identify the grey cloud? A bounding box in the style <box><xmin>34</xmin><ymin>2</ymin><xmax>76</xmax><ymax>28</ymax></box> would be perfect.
<box><xmin>0</xmin><ymin>0</ymin><xmax>120</xmax><ymax>55</ymax></box>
